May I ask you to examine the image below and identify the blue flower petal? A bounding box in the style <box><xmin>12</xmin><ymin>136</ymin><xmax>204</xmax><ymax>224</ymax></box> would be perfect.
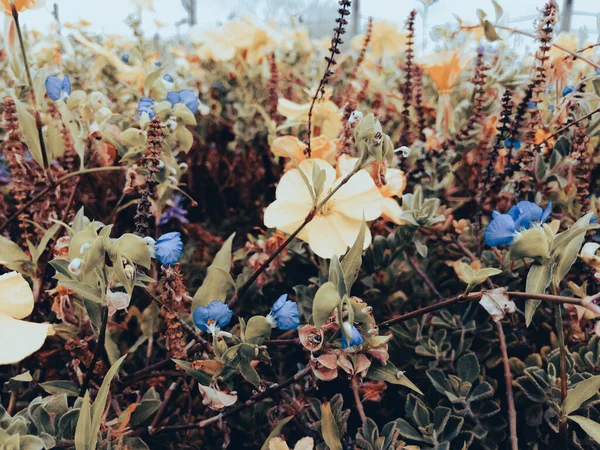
<box><xmin>341</xmin><ymin>325</ymin><xmax>364</xmax><ymax>348</ymax></box>
<box><xmin>166</xmin><ymin>91</ymin><xmax>181</xmax><ymax>106</ymax></box>
<box><xmin>192</xmin><ymin>306</ymin><xmax>210</xmax><ymax>332</ymax></box>
<box><xmin>167</xmin><ymin>90</ymin><xmax>199</xmax><ymax>113</ymax></box>
<box><xmin>155</xmin><ymin>232</ymin><xmax>183</xmax><ymax>266</ymax></box>
<box><xmin>270</xmin><ymin>295</ymin><xmax>300</xmax><ymax>330</ymax></box>
<box><xmin>122</xmin><ymin>54</ymin><xmax>130</xmax><ymax>63</ymax></box>
<box><xmin>163</xmin><ymin>74</ymin><xmax>174</xmax><ymax>83</ymax></box>
<box><xmin>61</xmin><ymin>75</ymin><xmax>71</xmax><ymax>96</ymax></box>
<box><xmin>206</xmin><ymin>301</ymin><xmax>233</xmax><ymax>328</ymax></box>
<box><xmin>562</xmin><ymin>85</ymin><xmax>574</xmax><ymax>96</ymax></box>
<box><xmin>508</xmin><ymin>201</ymin><xmax>543</xmax><ymax>230</ymax></box>
<box><xmin>45</xmin><ymin>75</ymin><xmax>70</xmax><ymax>101</ymax></box>
<box><xmin>484</xmin><ymin>213</ymin><xmax>517</xmax><ymax>247</ymax></box>
<box><xmin>137</xmin><ymin>97</ymin><xmax>156</xmax><ymax>118</ymax></box>
<box><xmin>540</xmin><ymin>201</ymin><xmax>552</xmax><ymax>224</ymax></box>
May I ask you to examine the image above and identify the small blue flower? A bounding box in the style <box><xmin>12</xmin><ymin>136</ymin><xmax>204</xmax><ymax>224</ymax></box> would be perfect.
<box><xmin>592</xmin><ymin>216</ymin><xmax>598</xmax><ymax>224</ymax></box>
<box><xmin>163</xmin><ymin>74</ymin><xmax>174</xmax><ymax>83</ymax></box>
<box><xmin>504</xmin><ymin>139</ymin><xmax>521</xmax><ymax>150</ymax></box>
<box><xmin>193</xmin><ymin>301</ymin><xmax>233</xmax><ymax>334</ymax></box>
<box><xmin>121</xmin><ymin>54</ymin><xmax>130</xmax><ymax>63</ymax></box>
<box><xmin>267</xmin><ymin>294</ymin><xmax>300</xmax><ymax>330</ymax></box>
<box><xmin>155</xmin><ymin>232</ymin><xmax>183</xmax><ymax>266</ymax></box>
<box><xmin>341</xmin><ymin>325</ymin><xmax>364</xmax><ymax>349</ymax></box>
<box><xmin>485</xmin><ymin>201</ymin><xmax>552</xmax><ymax>247</ymax></box>
<box><xmin>166</xmin><ymin>90</ymin><xmax>199</xmax><ymax>113</ymax></box>
<box><xmin>562</xmin><ymin>85</ymin><xmax>574</xmax><ymax>96</ymax></box>
<box><xmin>154</xmin><ymin>61</ymin><xmax>162</xmax><ymax>67</ymax></box>
<box><xmin>45</xmin><ymin>75</ymin><xmax>71</xmax><ymax>101</ymax></box>
<box><xmin>137</xmin><ymin>97</ymin><xmax>156</xmax><ymax>118</ymax></box>
<box><xmin>527</xmin><ymin>101</ymin><xmax>537</xmax><ymax>109</ymax></box>
<box><xmin>548</xmin><ymin>105</ymin><xmax>555</xmax><ymax>113</ymax></box>
<box><xmin>159</xmin><ymin>195</ymin><xmax>189</xmax><ymax>226</ymax></box>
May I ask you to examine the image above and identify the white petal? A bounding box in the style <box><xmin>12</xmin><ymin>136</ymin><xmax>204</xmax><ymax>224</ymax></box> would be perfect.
<box><xmin>264</xmin><ymin>200</ymin><xmax>310</xmax><ymax>233</ymax></box>
<box><xmin>332</xmin><ymin>171</ymin><xmax>383</xmax><ymax>220</ymax></box>
<box><xmin>0</xmin><ymin>312</ymin><xmax>53</xmax><ymax>365</ymax></box>
<box><xmin>0</xmin><ymin>271</ymin><xmax>34</xmax><ymax>319</ymax></box>
<box><xmin>581</xmin><ymin>243</ymin><xmax>600</xmax><ymax>257</ymax></box>
<box><xmin>269</xmin><ymin>438</ymin><xmax>290</xmax><ymax>450</ymax></box>
<box><xmin>306</xmin><ymin>216</ymin><xmax>349</xmax><ymax>259</ymax></box>
<box><xmin>274</xmin><ymin>163</ymin><xmax>316</xmax><ymax>204</ymax></box>
<box><xmin>294</xmin><ymin>438</ymin><xmax>315</xmax><ymax>450</ymax></box>
<box><xmin>330</xmin><ymin>213</ymin><xmax>373</xmax><ymax>249</ymax></box>
<box><xmin>380</xmin><ymin>198</ymin><xmax>405</xmax><ymax>224</ymax></box>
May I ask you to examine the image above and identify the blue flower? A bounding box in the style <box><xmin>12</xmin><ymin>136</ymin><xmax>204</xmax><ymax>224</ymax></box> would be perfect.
<box><xmin>166</xmin><ymin>90</ymin><xmax>199</xmax><ymax>113</ymax></box>
<box><xmin>527</xmin><ymin>101</ymin><xmax>537</xmax><ymax>109</ymax></box>
<box><xmin>193</xmin><ymin>301</ymin><xmax>233</xmax><ymax>334</ymax></box>
<box><xmin>155</xmin><ymin>232</ymin><xmax>183</xmax><ymax>266</ymax></box>
<box><xmin>163</xmin><ymin>74</ymin><xmax>174</xmax><ymax>83</ymax></box>
<box><xmin>154</xmin><ymin>61</ymin><xmax>162</xmax><ymax>67</ymax></box>
<box><xmin>45</xmin><ymin>75</ymin><xmax>71</xmax><ymax>101</ymax></box>
<box><xmin>341</xmin><ymin>325</ymin><xmax>364</xmax><ymax>349</ymax></box>
<box><xmin>159</xmin><ymin>195</ymin><xmax>188</xmax><ymax>226</ymax></box>
<box><xmin>548</xmin><ymin>105</ymin><xmax>555</xmax><ymax>113</ymax></box>
<box><xmin>121</xmin><ymin>54</ymin><xmax>130</xmax><ymax>63</ymax></box>
<box><xmin>504</xmin><ymin>139</ymin><xmax>521</xmax><ymax>150</ymax></box>
<box><xmin>137</xmin><ymin>97</ymin><xmax>156</xmax><ymax>118</ymax></box>
<box><xmin>485</xmin><ymin>201</ymin><xmax>552</xmax><ymax>247</ymax></box>
<box><xmin>267</xmin><ymin>294</ymin><xmax>300</xmax><ymax>330</ymax></box>
<box><xmin>562</xmin><ymin>85</ymin><xmax>574</xmax><ymax>96</ymax></box>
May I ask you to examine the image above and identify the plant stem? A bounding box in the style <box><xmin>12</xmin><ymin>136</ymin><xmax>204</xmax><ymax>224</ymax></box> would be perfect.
<box><xmin>149</xmin><ymin>381</ymin><xmax>179</xmax><ymax>434</ymax></box>
<box><xmin>11</xmin><ymin>5</ymin><xmax>50</xmax><ymax>169</ymax></box>
<box><xmin>79</xmin><ymin>306</ymin><xmax>109</xmax><ymax>397</ymax></box>
<box><xmin>555</xmin><ymin>303</ymin><xmax>569</xmax><ymax>435</ymax></box>
<box><xmin>351</xmin><ymin>376</ymin><xmax>367</xmax><ymax>425</ymax></box>
<box><xmin>231</xmin><ymin>163</ymin><xmax>361</xmax><ymax>306</ymax></box>
<box><xmin>496</xmin><ymin>321</ymin><xmax>518</xmax><ymax>450</ymax></box>
<box><xmin>407</xmin><ymin>255</ymin><xmax>443</xmax><ymax>300</ymax></box>
<box><xmin>0</xmin><ymin>166</ymin><xmax>125</xmax><ymax>234</ymax></box>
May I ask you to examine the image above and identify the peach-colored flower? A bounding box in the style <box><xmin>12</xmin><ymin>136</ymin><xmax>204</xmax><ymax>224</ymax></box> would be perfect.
<box><xmin>198</xmin><ymin>385</ymin><xmax>237</xmax><ymax>410</ymax></box>
<box><xmin>277</xmin><ymin>90</ymin><xmax>342</xmax><ymax>140</ymax></box>
<box><xmin>350</xmin><ymin>20</ymin><xmax>407</xmax><ymax>60</ymax></box>
<box><xmin>338</xmin><ymin>353</ymin><xmax>371</xmax><ymax>377</ymax></box>
<box><xmin>310</xmin><ymin>353</ymin><xmax>338</xmax><ymax>381</ymax></box>
<box><xmin>1</xmin><ymin>0</ymin><xmax>43</xmax><ymax>14</ymax></box>
<box><xmin>271</xmin><ymin>135</ymin><xmax>338</xmax><ymax>168</ymax></box>
<box><xmin>264</xmin><ymin>159</ymin><xmax>383</xmax><ymax>259</ymax></box>
<box><xmin>299</xmin><ymin>324</ymin><xmax>324</xmax><ymax>352</ymax></box>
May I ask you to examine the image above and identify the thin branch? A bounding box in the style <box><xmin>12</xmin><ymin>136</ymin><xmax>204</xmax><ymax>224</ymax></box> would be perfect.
<box><xmin>351</xmin><ymin>376</ymin><xmax>367</xmax><ymax>425</ymax></box>
<box><xmin>407</xmin><ymin>255</ymin><xmax>443</xmax><ymax>300</ymax></box>
<box><xmin>496</xmin><ymin>321</ymin><xmax>518</xmax><ymax>450</ymax></box>
<box><xmin>149</xmin><ymin>381</ymin><xmax>179</xmax><ymax>434</ymax></box>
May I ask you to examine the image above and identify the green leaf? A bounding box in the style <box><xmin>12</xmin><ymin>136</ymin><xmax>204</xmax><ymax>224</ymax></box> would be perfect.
<box><xmin>367</xmin><ymin>362</ymin><xmax>424</xmax><ymax>395</ymax></box>
<box><xmin>74</xmin><ymin>391</ymin><xmax>92</xmax><ymax>450</ymax></box>
<box><xmin>174</xmin><ymin>125</ymin><xmax>194</xmax><ymax>152</ymax></box>
<box><xmin>563</xmin><ymin>375</ymin><xmax>600</xmax><ymax>416</ymax></box>
<box><xmin>0</xmin><ymin>235</ymin><xmax>31</xmax><ymax>271</ymax></box>
<box><xmin>341</xmin><ymin>217</ymin><xmax>366</xmax><ymax>292</ymax></box>
<box><xmin>39</xmin><ymin>380</ymin><xmax>80</xmax><ymax>397</ymax></box>
<box><xmin>58</xmin><ymin>280</ymin><xmax>104</xmax><ymax>303</ymax></box>
<box><xmin>483</xmin><ymin>20</ymin><xmax>502</xmax><ymax>41</ymax></box>
<box><xmin>457</xmin><ymin>353</ymin><xmax>480</xmax><ymax>384</ymax></box>
<box><xmin>524</xmin><ymin>264</ymin><xmax>554</xmax><ymax>326</ymax></box>
<box><xmin>173</xmin><ymin>103</ymin><xmax>197</xmax><ymax>126</ymax></box>
<box><xmin>172</xmin><ymin>359</ymin><xmax>211</xmax><ymax>385</ymax></box>
<box><xmin>130</xmin><ymin>387</ymin><xmax>161</xmax><ymax>426</ymax></box>
<box><xmin>260</xmin><ymin>416</ymin><xmax>294</xmax><ymax>450</ymax></box>
<box><xmin>312</xmin><ymin>282</ymin><xmax>342</xmax><ymax>329</ymax></box>
<box><xmin>569</xmin><ymin>415</ymin><xmax>600</xmax><ymax>444</ymax></box>
<box><xmin>88</xmin><ymin>355</ymin><xmax>126</xmax><ymax>449</ymax></box>
<box><xmin>321</xmin><ymin>401</ymin><xmax>343</xmax><ymax>450</ymax></box>
<box><xmin>109</xmin><ymin>233</ymin><xmax>151</xmax><ymax>269</ymax></box>
<box><xmin>144</xmin><ymin>67</ymin><xmax>164</xmax><ymax>96</ymax></box>
<box><xmin>244</xmin><ymin>315</ymin><xmax>272</xmax><ymax>343</ymax></box>
<box><xmin>13</xmin><ymin>97</ymin><xmax>44</xmax><ymax>167</ymax></box>
<box><xmin>193</xmin><ymin>233</ymin><xmax>236</xmax><ymax>310</ymax></box>
<box><xmin>328</xmin><ymin>255</ymin><xmax>346</xmax><ymax>298</ymax></box>
<box><xmin>508</xmin><ymin>227</ymin><xmax>551</xmax><ymax>260</ymax></box>
<box><xmin>45</xmin><ymin>122</ymin><xmax>65</xmax><ymax>160</ymax></box>
<box><xmin>33</xmin><ymin>222</ymin><xmax>61</xmax><ymax>264</ymax></box>
<box><xmin>239</xmin><ymin>360</ymin><xmax>261</xmax><ymax>387</ymax></box>
<box><xmin>491</xmin><ymin>0</ymin><xmax>503</xmax><ymax>23</ymax></box>
<box><xmin>312</xmin><ymin>163</ymin><xmax>327</xmax><ymax>199</ymax></box>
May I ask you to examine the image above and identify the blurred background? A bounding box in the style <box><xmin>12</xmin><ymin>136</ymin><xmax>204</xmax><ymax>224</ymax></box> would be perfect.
<box><xmin>18</xmin><ymin>0</ymin><xmax>600</xmax><ymax>47</ymax></box>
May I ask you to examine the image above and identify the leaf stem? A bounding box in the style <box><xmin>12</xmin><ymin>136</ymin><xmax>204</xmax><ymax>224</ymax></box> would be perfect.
<box><xmin>79</xmin><ymin>306</ymin><xmax>109</xmax><ymax>397</ymax></box>
<box><xmin>350</xmin><ymin>376</ymin><xmax>367</xmax><ymax>425</ymax></box>
<box><xmin>496</xmin><ymin>321</ymin><xmax>518</xmax><ymax>450</ymax></box>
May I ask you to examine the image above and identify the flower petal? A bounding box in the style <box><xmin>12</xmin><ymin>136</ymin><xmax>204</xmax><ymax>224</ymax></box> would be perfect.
<box><xmin>263</xmin><ymin>199</ymin><xmax>310</xmax><ymax>234</ymax></box>
<box><xmin>484</xmin><ymin>213</ymin><xmax>517</xmax><ymax>247</ymax></box>
<box><xmin>508</xmin><ymin>201</ymin><xmax>543</xmax><ymax>230</ymax></box>
<box><xmin>0</xmin><ymin>312</ymin><xmax>53</xmax><ymax>365</ymax></box>
<box><xmin>271</xmin><ymin>136</ymin><xmax>306</xmax><ymax>162</ymax></box>
<box><xmin>332</xmin><ymin>171</ymin><xmax>383</xmax><ymax>220</ymax></box>
<box><xmin>306</xmin><ymin>215</ymin><xmax>349</xmax><ymax>258</ymax></box>
<box><xmin>0</xmin><ymin>271</ymin><xmax>34</xmax><ymax>319</ymax></box>
<box><xmin>329</xmin><ymin>212</ymin><xmax>372</xmax><ymax>249</ymax></box>
<box><xmin>206</xmin><ymin>301</ymin><xmax>233</xmax><ymax>328</ymax></box>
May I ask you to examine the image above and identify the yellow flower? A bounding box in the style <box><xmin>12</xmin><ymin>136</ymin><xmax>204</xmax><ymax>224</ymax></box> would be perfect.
<box><xmin>0</xmin><ymin>272</ymin><xmax>54</xmax><ymax>365</ymax></box>
<box><xmin>264</xmin><ymin>159</ymin><xmax>383</xmax><ymax>259</ymax></box>
<box><xmin>277</xmin><ymin>90</ymin><xmax>342</xmax><ymax>140</ymax></box>
<box><xmin>1</xmin><ymin>0</ymin><xmax>44</xmax><ymax>14</ymax></box>
<box><xmin>337</xmin><ymin>155</ymin><xmax>407</xmax><ymax>225</ymax></box>
<box><xmin>271</xmin><ymin>135</ymin><xmax>338</xmax><ymax>168</ymax></box>
<box><xmin>269</xmin><ymin>437</ymin><xmax>314</xmax><ymax>450</ymax></box>
<box><xmin>419</xmin><ymin>50</ymin><xmax>472</xmax><ymax>92</ymax></box>
<box><xmin>351</xmin><ymin>20</ymin><xmax>407</xmax><ymax>60</ymax></box>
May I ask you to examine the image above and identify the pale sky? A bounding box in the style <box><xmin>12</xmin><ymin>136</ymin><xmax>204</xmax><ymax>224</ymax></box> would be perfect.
<box><xmin>16</xmin><ymin>0</ymin><xmax>600</xmax><ymax>41</ymax></box>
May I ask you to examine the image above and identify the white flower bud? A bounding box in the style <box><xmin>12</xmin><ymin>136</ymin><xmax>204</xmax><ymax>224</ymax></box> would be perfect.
<box><xmin>68</xmin><ymin>258</ymin><xmax>84</xmax><ymax>275</ymax></box>
<box><xmin>80</xmin><ymin>243</ymin><xmax>92</xmax><ymax>254</ymax></box>
<box><xmin>348</xmin><ymin>110</ymin><xmax>363</xmax><ymax>124</ymax></box>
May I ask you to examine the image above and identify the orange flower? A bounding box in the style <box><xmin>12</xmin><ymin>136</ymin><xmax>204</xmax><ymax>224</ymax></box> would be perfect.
<box><xmin>419</xmin><ymin>50</ymin><xmax>473</xmax><ymax>92</ymax></box>
<box><xmin>271</xmin><ymin>135</ymin><xmax>337</xmax><ymax>168</ymax></box>
<box><xmin>1</xmin><ymin>0</ymin><xmax>43</xmax><ymax>14</ymax></box>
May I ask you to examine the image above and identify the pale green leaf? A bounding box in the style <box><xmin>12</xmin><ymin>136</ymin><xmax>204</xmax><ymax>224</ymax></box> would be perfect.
<box><xmin>341</xmin><ymin>217</ymin><xmax>366</xmax><ymax>292</ymax></box>
<box><xmin>563</xmin><ymin>375</ymin><xmax>600</xmax><ymax>416</ymax></box>
<box><xmin>312</xmin><ymin>282</ymin><xmax>342</xmax><ymax>329</ymax></box>
<box><xmin>321</xmin><ymin>401</ymin><xmax>343</xmax><ymax>450</ymax></box>
<box><xmin>74</xmin><ymin>391</ymin><xmax>92</xmax><ymax>450</ymax></box>
<box><xmin>569</xmin><ymin>415</ymin><xmax>600</xmax><ymax>444</ymax></box>
<box><xmin>524</xmin><ymin>264</ymin><xmax>554</xmax><ymax>326</ymax></box>
<box><xmin>260</xmin><ymin>416</ymin><xmax>294</xmax><ymax>450</ymax></box>
<box><xmin>13</xmin><ymin>97</ymin><xmax>44</xmax><ymax>167</ymax></box>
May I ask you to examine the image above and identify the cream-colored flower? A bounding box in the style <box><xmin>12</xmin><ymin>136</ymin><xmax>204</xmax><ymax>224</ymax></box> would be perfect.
<box><xmin>264</xmin><ymin>159</ymin><xmax>383</xmax><ymax>259</ymax></box>
<box><xmin>580</xmin><ymin>243</ymin><xmax>600</xmax><ymax>280</ymax></box>
<box><xmin>337</xmin><ymin>155</ymin><xmax>407</xmax><ymax>225</ymax></box>
<box><xmin>0</xmin><ymin>272</ymin><xmax>54</xmax><ymax>365</ymax></box>
<box><xmin>271</xmin><ymin>135</ymin><xmax>338</xmax><ymax>168</ymax></box>
<box><xmin>277</xmin><ymin>90</ymin><xmax>342</xmax><ymax>140</ymax></box>
<box><xmin>269</xmin><ymin>437</ymin><xmax>314</xmax><ymax>450</ymax></box>
<box><xmin>351</xmin><ymin>20</ymin><xmax>407</xmax><ymax>60</ymax></box>
<box><xmin>198</xmin><ymin>385</ymin><xmax>237</xmax><ymax>410</ymax></box>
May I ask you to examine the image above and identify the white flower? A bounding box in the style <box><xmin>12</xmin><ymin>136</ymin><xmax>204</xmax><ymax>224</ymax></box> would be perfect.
<box><xmin>0</xmin><ymin>272</ymin><xmax>54</xmax><ymax>365</ymax></box>
<box><xmin>68</xmin><ymin>258</ymin><xmax>84</xmax><ymax>275</ymax></box>
<box><xmin>264</xmin><ymin>159</ymin><xmax>383</xmax><ymax>259</ymax></box>
<box><xmin>198</xmin><ymin>385</ymin><xmax>237</xmax><ymax>410</ymax></box>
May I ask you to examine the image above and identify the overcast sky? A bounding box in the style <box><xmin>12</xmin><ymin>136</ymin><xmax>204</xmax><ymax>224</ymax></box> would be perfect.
<box><xmin>16</xmin><ymin>0</ymin><xmax>600</xmax><ymax>41</ymax></box>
